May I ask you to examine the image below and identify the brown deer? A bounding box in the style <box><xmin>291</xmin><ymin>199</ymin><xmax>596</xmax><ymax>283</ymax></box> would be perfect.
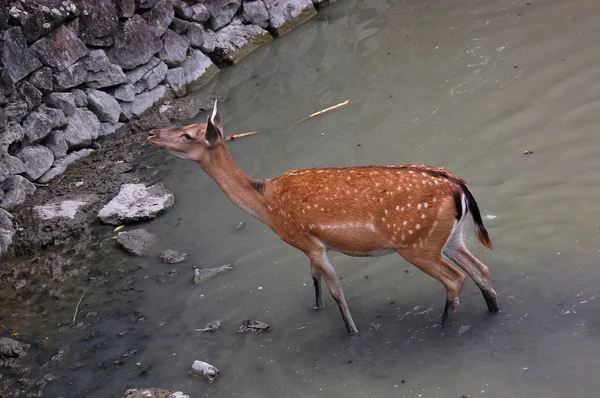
<box><xmin>148</xmin><ymin>101</ymin><xmax>500</xmax><ymax>334</ymax></box>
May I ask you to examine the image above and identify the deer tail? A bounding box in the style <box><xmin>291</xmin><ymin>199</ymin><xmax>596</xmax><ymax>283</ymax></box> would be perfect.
<box><xmin>455</xmin><ymin>183</ymin><xmax>493</xmax><ymax>250</ymax></box>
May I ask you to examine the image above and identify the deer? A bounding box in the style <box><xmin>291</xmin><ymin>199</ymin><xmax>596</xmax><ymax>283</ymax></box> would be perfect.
<box><xmin>147</xmin><ymin>100</ymin><xmax>500</xmax><ymax>334</ymax></box>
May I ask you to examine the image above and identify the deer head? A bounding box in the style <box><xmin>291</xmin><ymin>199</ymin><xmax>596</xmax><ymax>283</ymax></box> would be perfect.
<box><xmin>147</xmin><ymin>100</ymin><xmax>224</xmax><ymax>164</ymax></box>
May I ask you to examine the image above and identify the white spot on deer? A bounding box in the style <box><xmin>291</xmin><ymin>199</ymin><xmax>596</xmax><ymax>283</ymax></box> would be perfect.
<box><xmin>433</xmin><ymin>197</ymin><xmax>437</xmax><ymax>202</ymax></box>
<box><xmin>387</xmin><ymin>224</ymin><xmax>391</xmax><ymax>228</ymax></box>
<box><xmin>408</xmin><ymin>170</ymin><xmax>414</xmax><ymax>174</ymax></box>
<box><xmin>367</xmin><ymin>223</ymin><xmax>376</xmax><ymax>232</ymax></box>
<box><xmin>347</xmin><ymin>176</ymin><xmax>351</xmax><ymax>181</ymax></box>
<box><xmin>391</xmin><ymin>236</ymin><xmax>396</xmax><ymax>241</ymax></box>
<box><xmin>417</xmin><ymin>203</ymin><xmax>422</xmax><ymax>210</ymax></box>
<box><xmin>401</xmin><ymin>207</ymin><xmax>405</xmax><ymax>211</ymax></box>
<box><xmin>325</xmin><ymin>187</ymin><xmax>329</xmax><ymax>191</ymax></box>
<box><xmin>379</xmin><ymin>198</ymin><xmax>384</xmax><ymax>202</ymax></box>
<box><xmin>412</xmin><ymin>243</ymin><xmax>418</xmax><ymax>248</ymax></box>
<box><xmin>407</xmin><ymin>203</ymin><xmax>412</xmax><ymax>208</ymax></box>
<box><xmin>434</xmin><ymin>180</ymin><xmax>439</xmax><ymax>185</ymax></box>
<box><xmin>375</xmin><ymin>182</ymin><xmax>380</xmax><ymax>187</ymax></box>
<box><xmin>421</xmin><ymin>214</ymin><xmax>426</xmax><ymax>219</ymax></box>
<box><xmin>416</xmin><ymin>224</ymin><xmax>421</xmax><ymax>230</ymax></box>
<box><xmin>402</xmin><ymin>221</ymin><xmax>408</xmax><ymax>226</ymax></box>
<box><xmin>384</xmin><ymin>209</ymin><xmax>388</xmax><ymax>215</ymax></box>
<box><xmin>424</xmin><ymin>202</ymin><xmax>428</xmax><ymax>208</ymax></box>
<box><xmin>309</xmin><ymin>224</ymin><xmax>314</xmax><ymax>230</ymax></box>
<box><xmin>318</xmin><ymin>170</ymin><xmax>324</xmax><ymax>173</ymax></box>
<box><xmin>422</xmin><ymin>180</ymin><xmax>427</xmax><ymax>184</ymax></box>
<box><xmin>408</xmin><ymin>229</ymin><xmax>414</xmax><ymax>235</ymax></box>
<box><xmin>320</xmin><ymin>208</ymin><xmax>325</xmax><ymax>211</ymax></box>
<box><xmin>421</xmin><ymin>172</ymin><xmax>427</xmax><ymax>177</ymax></box>
<box><xmin>307</xmin><ymin>205</ymin><xmax>311</xmax><ymax>209</ymax></box>
<box><xmin>396</xmin><ymin>206</ymin><xmax>400</xmax><ymax>211</ymax></box>
<box><xmin>381</xmin><ymin>217</ymin><xmax>386</xmax><ymax>222</ymax></box>
<box><xmin>401</xmin><ymin>234</ymin><xmax>406</xmax><ymax>240</ymax></box>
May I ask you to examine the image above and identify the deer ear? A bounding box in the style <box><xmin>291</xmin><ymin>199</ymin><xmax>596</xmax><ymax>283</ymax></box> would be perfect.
<box><xmin>205</xmin><ymin>100</ymin><xmax>223</xmax><ymax>147</ymax></box>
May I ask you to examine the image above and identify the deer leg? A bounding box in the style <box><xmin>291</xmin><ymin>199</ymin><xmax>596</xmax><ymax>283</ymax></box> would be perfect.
<box><xmin>444</xmin><ymin>245</ymin><xmax>500</xmax><ymax>313</ymax></box>
<box><xmin>308</xmin><ymin>250</ymin><xmax>358</xmax><ymax>334</ymax></box>
<box><xmin>310</xmin><ymin>263</ymin><xmax>325</xmax><ymax>310</ymax></box>
<box><xmin>443</xmin><ymin>228</ymin><xmax>500</xmax><ymax>313</ymax></box>
<box><xmin>400</xmin><ymin>251</ymin><xmax>466</xmax><ymax>326</ymax></box>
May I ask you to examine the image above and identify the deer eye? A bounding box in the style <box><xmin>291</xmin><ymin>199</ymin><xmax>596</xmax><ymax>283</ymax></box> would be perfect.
<box><xmin>181</xmin><ymin>133</ymin><xmax>193</xmax><ymax>140</ymax></box>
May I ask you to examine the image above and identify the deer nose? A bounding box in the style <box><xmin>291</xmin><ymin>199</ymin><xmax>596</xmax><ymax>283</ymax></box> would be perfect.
<box><xmin>148</xmin><ymin>129</ymin><xmax>156</xmax><ymax>137</ymax></box>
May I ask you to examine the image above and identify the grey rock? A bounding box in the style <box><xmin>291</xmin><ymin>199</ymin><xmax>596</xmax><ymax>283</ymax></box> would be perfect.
<box><xmin>120</xmin><ymin>85</ymin><xmax>167</xmax><ymax>119</ymax></box>
<box><xmin>34</xmin><ymin>195</ymin><xmax>98</xmax><ymax>221</ymax></box>
<box><xmin>190</xmin><ymin>4</ymin><xmax>209</xmax><ymax>23</ymax></box>
<box><xmin>171</xmin><ymin>0</ymin><xmax>193</xmax><ymax>19</ymax></box>
<box><xmin>193</xmin><ymin>263</ymin><xmax>233</xmax><ymax>285</ymax></box>
<box><xmin>0</xmin><ymin>123</ymin><xmax>24</xmax><ymax>151</ymax></box>
<box><xmin>159</xmin><ymin>29</ymin><xmax>190</xmax><ymax>67</ymax></box>
<box><xmin>165</xmin><ymin>68</ymin><xmax>187</xmax><ymax>97</ymax></box>
<box><xmin>196</xmin><ymin>320</ymin><xmax>222</xmax><ymax>332</ymax></box>
<box><xmin>181</xmin><ymin>49</ymin><xmax>219</xmax><ymax>90</ymax></box>
<box><xmin>116</xmin><ymin>0</ymin><xmax>136</xmax><ymax>18</ymax></box>
<box><xmin>125</xmin><ymin>57</ymin><xmax>161</xmax><ymax>85</ymax></box>
<box><xmin>207</xmin><ymin>0</ymin><xmax>241</xmax><ymax>31</ymax></box>
<box><xmin>77</xmin><ymin>0</ymin><xmax>119</xmax><ymax>45</ymax></box>
<box><xmin>190</xmin><ymin>360</ymin><xmax>220</xmax><ymax>384</ymax></box>
<box><xmin>38</xmin><ymin>149</ymin><xmax>94</xmax><ymax>183</ymax></box>
<box><xmin>83</xmin><ymin>50</ymin><xmax>127</xmax><ymax>89</ymax></box>
<box><xmin>0</xmin><ymin>68</ymin><xmax>15</xmax><ymax>97</ymax></box>
<box><xmin>211</xmin><ymin>19</ymin><xmax>271</xmax><ymax>66</ymax></box>
<box><xmin>4</xmin><ymin>101</ymin><xmax>29</xmax><ymax>123</ymax></box>
<box><xmin>0</xmin><ymin>337</ymin><xmax>30</xmax><ymax>358</ymax></box>
<box><xmin>0</xmin><ymin>154</ymin><xmax>25</xmax><ymax>175</ymax></box>
<box><xmin>142</xmin><ymin>62</ymin><xmax>168</xmax><ymax>91</ymax></box>
<box><xmin>108</xmin><ymin>15</ymin><xmax>163</xmax><ymax>70</ymax></box>
<box><xmin>98</xmin><ymin>183</ymin><xmax>175</xmax><ymax>225</ymax></box>
<box><xmin>16</xmin><ymin>81</ymin><xmax>42</xmax><ymax>110</ymax></box>
<box><xmin>112</xmin><ymin>84</ymin><xmax>137</xmax><ymax>102</ymax></box>
<box><xmin>23</xmin><ymin>106</ymin><xmax>67</xmax><ymax>143</ymax></box>
<box><xmin>86</xmin><ymin>89</ymin><xmax>122</xmax><ymax>124</ymax></box>
<box><xmin>0</xmin><ymin>176</ymin><xmax>36</xmax><ymax>210</ymax></box>
<box><xmin>135</xmin><ymin>0</ymin><xmax>160</xmax><ymax>11</ymax></box>
<box><xmin>242</xmin><ymin>0</ymin><xmax>270</xmax><ymax>28</ymax></box>
<box><xmin>263</xmin><ymin>0</ymin><xmax>317</xmax><ymax>36</ymax></box>
<box><xmin>10</xmin><ymin>0</ymin><xmax>79</xmax><ymax>43</ymax></box>
<box><xmin>2</xmin><ymin>27</ymin><xmax>42</xmax><ymax>83</ymax></box>
<box><xmin>123</xmin><ymin>388</ymin><xmax>190</xmax><ymax>398</ymax></box>
<box><xmin>200</xmin><ymin>30</ymin><xmax>217</xmax><ymax>53</ymax></box>
<box><xmin>237</xmin><ymin>319</ymin><xmax>271</xmax><ymax>333</ymax></box>
<box><xmin>17</xmin><ymin>145</ymin><xmax>55</xmax><ymax>181</ymax></box>
<box><xmin>53</xmin><ymin>61</ymin><xmax>87</xmax><ymax>91</ymax></box>
<box><xmin>186</xmin><ymin>23</ymin><xmax>206</xmax><ymax>49</ymax></box>
<box><xmin>0</xmin><ymin>108</ymin><xmax>5</xmax><ymax>131</ymax></box>
<box><xmin>169</xmin><ymin>17</ymin><xmax>190</xmax><ymax>34</ymax></box>
<box><xmin>44</xmin><ymin>109</ymin><xmax>100</xmax><ymax>158</ymax></box>
<box><xmin>27</xmin><ymin>67</ymin><xmax>53</xmax><ymax>94</ymax></box>
<box><xmin>31</xmin><ymin>26</ymin><xmax>89</xmax><ymax>72</ymax></box>
<box><xmin>0</xmin><ymin>208</ymin><xmax>14</xmax><ymax>254</ymax></box>
<box><xmin>44</xmin><ymin>92</ymin><xmax>76</xmax><ymax>116</ymax></box>
<box><xmin>71</xmin><ymin>88</ymin><xmax>88</xmax><ymax>107</ymax></box>
<box><xmin>100</xmin><ymin>122</ymin><xmax>124</xmax><ymax>137</ymax></box>
<box><xmin>29</xmin><ymin>194</ymin><xmax>100</xmax><ymax>248</ymax></box>
<box><xmin>142</xmin><ymin>0</ymin><xmax>174</xmax><ymax>36</ymax></box>
<box><xmin>160</xmin><ymin>249</ymin><xmax>187</xmax><ymax>264</ymax></box>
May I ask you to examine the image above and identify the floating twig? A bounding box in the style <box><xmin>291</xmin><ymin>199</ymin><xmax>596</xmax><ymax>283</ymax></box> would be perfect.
<box><xmin>72</xmin><ymin>286</ymin><xmax>87</xmax><ymax>326</ymax></box>
<box><xmin>1</xmin><ymin>324</ymin><xmax>13</xmax><ymax>334</ymax></box>
<box><xmin>295</xmin><ymin>100</ymin><xmax>352</xmax><ymax>123</ymax></box>
<box><xmin>225</xmin><ymin>131</ymin><xmax>259</xmax><ymax>141</ymax></box>
<box><xmin>113</xmin><ymin>225</ymin><xmax>125</xmax><ymax>232</ymax></box>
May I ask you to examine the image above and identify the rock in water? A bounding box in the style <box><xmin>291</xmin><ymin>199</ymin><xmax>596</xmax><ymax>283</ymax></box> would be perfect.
<box><xmin>122</xmin><ymin>389</ymin><xmax>190</xmax><ymax>398</ymax></box>
<box><xmin>116</xmin><ymin>229</ymin><xmax>157</xmax><ymax>256</ymax></box>
<box><xmin>237</xmin><ymin>319</ymin><xmax>271</xmax><ymax>333</ymax></box>
<box><xmin>193</xmin><ymin>263</ymin><xmax>233</xmax><ymax>285</ymax></box>
<box><xmin>190</xmin><ymin>360</ymin><xmax>220</xmax><ymax>384</ymax></box>
<box><xmin>0</xmin><ymin>337</ymin><xmax>30</xmax><ymax>358</ymax></box>
<box><xmin>160</xmin><ymin>249</ymin><xmax>187</xmax><ymax>264</ymax></box>
<box><xmin>196</xmin><ymin>320</ymin><xmax>222</xmax><ymax>332</ymax></box>
<box><xmin>98</xmin><ymin>183</ymin><xmax>175</xmax><ymax>225</ymax></box>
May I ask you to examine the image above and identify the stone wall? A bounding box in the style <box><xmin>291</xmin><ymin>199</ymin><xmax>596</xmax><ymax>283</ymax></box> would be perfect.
<box><xmin>0</xmin><ymin>0</ymin><xmax>335</xmax><ymax>254</ymax></box>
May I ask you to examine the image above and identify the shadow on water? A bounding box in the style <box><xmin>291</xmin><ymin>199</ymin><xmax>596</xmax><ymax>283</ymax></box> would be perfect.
<box><xmin>10</xmin><ymin>0</ymin><xmax>600</xmax><ymax>396</ymax></box>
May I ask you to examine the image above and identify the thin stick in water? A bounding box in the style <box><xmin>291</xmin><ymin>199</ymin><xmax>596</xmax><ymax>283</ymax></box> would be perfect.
<box><xmin>225</xmin><ymin>131</ymin><xmax>259</xmax><ymax>141</ymax></box>
<box><xmin>294</xmin><ymin>100</ymin><xmax>352</xmax><ymax>123</ymax></box>
<box><xmin>72</xmin><ymin>286</ymin><xmax>87</xmax><ymax>326</ymax></box>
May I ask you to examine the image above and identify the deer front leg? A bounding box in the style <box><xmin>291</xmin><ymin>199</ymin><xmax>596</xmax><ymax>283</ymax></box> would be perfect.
<box><xmin>310</xmin><ymin>263</ymin><xmax>325</xmax><ymax>310</ymax></box>
<box><xmin>308</xmin><ymin>250</ymin><xmax>358</xmax><ymax>334</ymax></box>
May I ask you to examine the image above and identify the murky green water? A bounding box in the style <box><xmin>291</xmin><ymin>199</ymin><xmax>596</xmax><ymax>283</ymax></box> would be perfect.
<box><xmin>35</xmin><ymin>0</ymin><xmax>600</xmax><ymax>396</ymax></box>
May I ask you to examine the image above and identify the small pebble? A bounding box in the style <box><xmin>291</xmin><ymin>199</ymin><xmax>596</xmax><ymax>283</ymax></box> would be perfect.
<box><xmin>524</xmin><ymin>150</ymin><xmax>533</xmax><ymax>155</ymax></box>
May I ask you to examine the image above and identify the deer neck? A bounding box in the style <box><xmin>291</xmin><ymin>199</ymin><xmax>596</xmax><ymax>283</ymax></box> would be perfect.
<box><xmin>199</xmin><ymin>146</ymin><xmax>268</xmax><ymax>222</ymax></box>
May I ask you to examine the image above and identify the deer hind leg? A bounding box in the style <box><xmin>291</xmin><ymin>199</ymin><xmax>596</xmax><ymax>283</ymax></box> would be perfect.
<box><xmin>310</xmin><ymin>263</ymin><xmax>325</xmax><ymax>310</ymax></box>
<box><xmin>400</xmin><ymin>250</ymin><xmax>467</xmax><ymax>325</ymax></box>
<box><xmin>443</xmin><ymin>225</ymin><xmax>500</xmax><ymax>313</ymax></box>
<box><xmin>307</xmin><ymin>250</ymin><xmax>358</xmax><ymax>334</ymax></box>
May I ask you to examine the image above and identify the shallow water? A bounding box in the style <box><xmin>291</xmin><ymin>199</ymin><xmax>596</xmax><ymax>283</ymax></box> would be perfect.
<box><xmin>37</xmin><ymin>0</ymin><xmax>600</xmax><ymax>396</ymax></box>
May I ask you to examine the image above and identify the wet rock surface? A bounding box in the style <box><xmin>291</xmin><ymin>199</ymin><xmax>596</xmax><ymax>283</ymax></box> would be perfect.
<box><xmin>98</xmin><ymin>183</ymin><xmax>175</xmax><ymax>225</ymax></box>
<box><xmin>190</xmin><ymin>360</ymin><xmax>221</xmax><ymax>384</ymax></box>
<box><xmin>193</xmin><ymin>263</ymin><xmax>234</xmax><ymax>285</ymax></box>
<box><xmin>237</xmin><ymin>319</ymin><xmax>272</xmax><ymax>333</ymax></box>
<box><xmin>116</xmin><ymin>228</ymin><xmax>157</xmax><ymax>256</ymax></box>
<box><xmin>160</xmin><ymin>249</ymin><xmax>187</xmax><ymax>264</ymax></box>
<box><xmin>123</xmin><ymin>388</ymin><xmax>190</xmax><ymax>398</ymax></box>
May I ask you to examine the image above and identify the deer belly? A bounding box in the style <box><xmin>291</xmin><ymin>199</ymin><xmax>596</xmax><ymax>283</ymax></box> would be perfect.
<box><xmin>311</xmin><ymin>222</ymin><xmax>395</xmax><ymax>256</ymax></box>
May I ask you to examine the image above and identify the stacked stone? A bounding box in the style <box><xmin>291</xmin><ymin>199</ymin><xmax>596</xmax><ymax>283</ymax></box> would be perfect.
<box><xmin>0</xmin><ymin>0</ymin><xmax>335</xmax><ymax>255</ymax></box>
